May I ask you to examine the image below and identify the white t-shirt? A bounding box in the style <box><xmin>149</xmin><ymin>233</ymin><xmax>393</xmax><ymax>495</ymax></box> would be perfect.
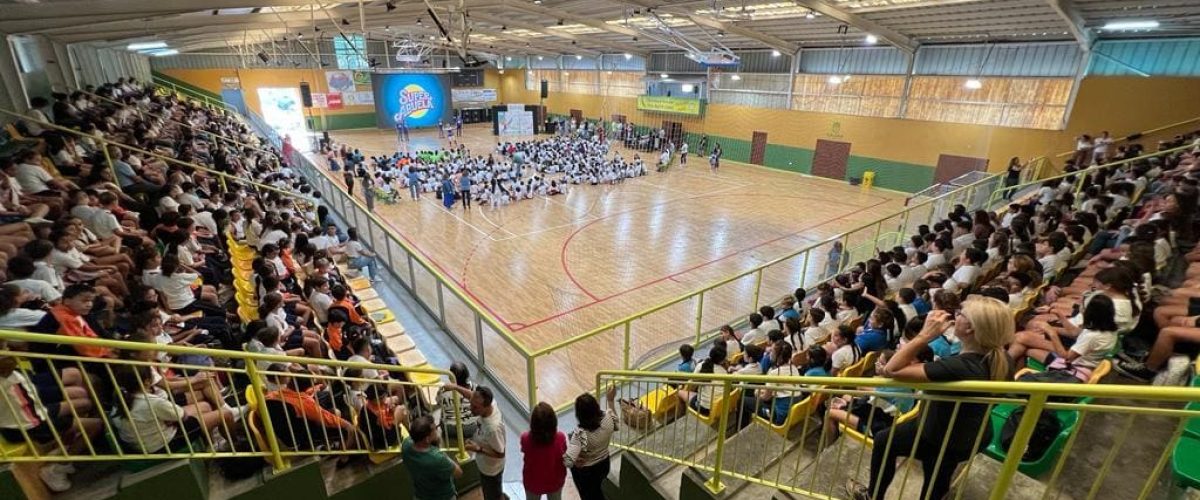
<box><xmin>801</xmin><ymin>326</ymin><xmax>825</xmax><ymax>349</ymax></box>
<box><xmin>947</xmin><ymin>265</ymin><xmax>980</xmax><ymax>293</ymax></box>
<box><xmin>147</xmin><ymin>272</ymin><xmax>200</xmax><ymax>311</ymax></box>
<box><xmin>694</xmin><ymin>363</ymin><xmax>728</xmax><ymax>410</ymax></box>
<box><xmin>48</xmin><ymin>248</ymin><xmax>84</xmax><ymax>275</ymax></box>
<box><xmin>31</xmin><ymin>261</ymin><xmax>63</xmax><ymax>292</ymax></box>
<box><xmin>741</xmin><ymin>326</ymin><xmax>769</xmax><ymax>346</ymax></box>
<box><xmin>311</xmin><ymin>234</ymin><xmax>340</xmax><ymax>251</ymax></box>
<box><xmin>309</xmin><ymin>291</ymin><xmax>334</xmax><ymax>324</ymax></box>
<box><xmin>90</xmin><ymin>210</ymin><xmax>122</xmax><ymax>240</ymax></box>
<box><xmin>831</xmin><ymin>344</ymin><xmax>859</xmax><ymax>373</ymax></box>
<box><xmin>115</xmin><ymin>389</ymin><xmax>183</xmax><ymax>453</ymax></box>
<box><xmin>472</xmin><ymin>406</ymin><xmax>506</xmax><ymax>476</ymax></box>
<box><xmin>6</xmin><ymin>278</ymin><xmax>61</xmax><ymax>302</ymax></box>
<box><xmin>0</xmin><ymin>308</ymin><xmax>46</xmax><ymax>328</ymax></box>
<box><xmin>1070</xmin><ymin>329</ymin><xmax>1117</xmax><ymax>369</ymax></box>
<box><xmin>14</xmin><ymin>163</ymin><xmax>53</xmax><ymax>193</ymax></box>
<box><xmin>345</xmin><ymin>240</ymin><xmax>368</xmax><ymax>258</ymax></box>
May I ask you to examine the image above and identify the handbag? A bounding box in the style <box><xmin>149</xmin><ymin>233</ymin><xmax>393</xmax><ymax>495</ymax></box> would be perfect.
<box><xmin>619</xmin><ymin>398</ymin><xmax>652</xmax><ymax>430</ymax></box>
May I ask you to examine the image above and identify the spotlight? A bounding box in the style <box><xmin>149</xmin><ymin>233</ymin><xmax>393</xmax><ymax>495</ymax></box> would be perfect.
<box><xmin>865</xmin><ymin>34</ymin><xmax>878</xmax><ymax>44</ymax></box>
<box><xmin>297</xmin><ymin>32</ymin><xmax>304</xmax><ymax>39</ymax></box>
<box><xmin>341</xmin><ymin>18</ymin><xmax>351</xmax><ymax>26</ymax></box>
<box><xmin>314</xmin><ymin>26</ymin><xmax>321</xmax><ymax>32</ymax></box>
<box><xmin>533</xmin><ymin>0</ymin><xmax>542</xmax><ymax>3</ymax></box>
<box><xmin>806</xmin><ymin>11</ymin><xmax>815</xmax><ymax>19</ymax></box>
<box><xmin>537</xmin><ymin>55</ymin><xmax>544</xmax><ymax>60</ymax></box>
<box><xmin>501</xmin><ymin>25</ymin><xmax>507</xmax><ymax>30</ymax></box>
<box><xmin>660</xmin><ymin>73</ymin><xmax>668</xmax><ymax>78</ymax></box>
<box><xmin>623</xmin><ymin>53</ymin><xmax>632</xmax><ymax>59</ymax></box>
<box><xmin>717</xmin><ymin>31</ymin><xmax>725</xmax><ymax>37</ymax></box>
<box><xmin>964</xmin><ymin>78</ymin><xmax>982</xmax><ymax>89</ymax></box>
<box><xmin>557</xmin><ymin>19</ymin><xmax>564</xmax><ymax>26</ymax></box>
<box><xmin>771</xmin><ymin>49</ymin><xmax>781</xmax><ymax>57</ymax></box>
<box><xmin>506</xmin><ymin>56</ymin><xmax>512</xmax><ymax>61</ymax></box>
<box><xmin>632</xmin><ymin>36</ymin><xmax>638</xmax><ymax>41</ymax></box>
<box><xmin>416</xmin><ymin>18</ymin><xmax>422</xmax><ymax>24</ymax></box>
<box><xmin>730</xmin><ymin>74</ymin><xmax>741</xmax><ymax>81</ymax></box>
<box><xmin>386</xmin><ymin>1</ymin><xmax>396</xmax><ymax>11</ymax></box>
<box><xmin>385</xmin><ymin>25</ymin><xmax>391</xmax><ymax>31</ymax></box>
<box><xmin>828</xmin><ymin>75</ymin><xmax>842</xmax><ymax>84</ymax></box>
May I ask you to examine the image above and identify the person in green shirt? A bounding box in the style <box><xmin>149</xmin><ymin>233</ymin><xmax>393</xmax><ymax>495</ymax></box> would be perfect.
<box><xmin>402</xmin><ymin>415</ymin><xmax>463</xmax><ymax>500</ymax></box>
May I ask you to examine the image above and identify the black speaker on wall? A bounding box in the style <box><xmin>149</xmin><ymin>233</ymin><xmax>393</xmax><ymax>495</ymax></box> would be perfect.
<box><xmin>257</xmin><ymin>51</ymin><xmax>270</xmax><ymax>63</ymax></box>
<box><xmin>299</xmin><ymin>82</ymin><xmax>313</xmax><ymax>108</ymax></box>
<box><xmin>540</xmin><ymin>79</ymin><xmax>548</xmax><ymax>99</ymax></box>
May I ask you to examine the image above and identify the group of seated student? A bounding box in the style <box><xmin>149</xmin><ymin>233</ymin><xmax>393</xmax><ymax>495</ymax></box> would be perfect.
<box><xmin>0</xmin><ymin>80</ymin><xmax>439</xmax><ymax>492</ymax></box>
<box><xmin>667</xmin><ymin>132</ymin><xmax>1200</xmax><ymax>499</ymax></box>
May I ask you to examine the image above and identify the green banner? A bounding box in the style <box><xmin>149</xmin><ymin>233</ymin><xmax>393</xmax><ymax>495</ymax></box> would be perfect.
<box><xmin>636</xmin><ymin>95</ymin><xmax>705</xmax><ymax>116</ymax></box>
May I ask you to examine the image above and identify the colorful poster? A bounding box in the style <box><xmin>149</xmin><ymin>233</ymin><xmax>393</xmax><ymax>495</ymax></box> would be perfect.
<box><xmin>451</xmin><ymin>88</ymin><xmax>498</xmax><ymax>102</ymax></box>
<box><xmin>311</xmin><ymin>93</ymin><xmax>328</xmax><ymax>108</ymax></box>
<box><xmin>636</xmin><ymin>95</ymin><xmax>705</xmax><ymax>116</ymax></box>
<box><xmin>325</xmin><ymin>70</ymin><xmax>356</xmax><ymax>94</ymax></box>
<box><xmin>256</xmin><ymin>87</ymin><xmax>309</xmax><ymax>149</ymax></box>
<box><xmin>352</xmin><ymin>70</ymin><xmax>372</xmax><ymax>87</ymax></box>
<box><xmin>498</xmin><ymin>110</ymin><xmax>533</xmax><ymax>136</ymax></box>
<box><xmin>371</xmin><ymin>73</ymin><xmax>453</xmax><ymax>128</ymax></box>
<box><xmin>327</xmin><ymin>92</ymin><xmax>344</xmax><ymax>110</ymax></box>
<box><xmin>345</xmin><ymin>91</ymin><xmax>375</xmax><ymax>106</ymax></box>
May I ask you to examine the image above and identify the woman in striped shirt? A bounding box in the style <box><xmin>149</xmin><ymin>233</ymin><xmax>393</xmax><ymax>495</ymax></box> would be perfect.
<box><xmin>563</xmin><ymin>385</ymin><xmax>618</xmax><ymax>500</ymax></box>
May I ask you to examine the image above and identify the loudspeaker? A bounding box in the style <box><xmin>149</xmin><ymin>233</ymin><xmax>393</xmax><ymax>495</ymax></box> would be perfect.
<box><xmin>540</xmin><ymin>80</ymin><xmax>548</xmax><ymax>99</ymax></box>
<box><xmin>257</xmin><ymin>51</ymin><xmax>270</xmax><ymax>63</ymax></box>
<box><xmin>299</xmin><ymin>82</ymin><xmax>313</xmax><ymax>108</ymax></box>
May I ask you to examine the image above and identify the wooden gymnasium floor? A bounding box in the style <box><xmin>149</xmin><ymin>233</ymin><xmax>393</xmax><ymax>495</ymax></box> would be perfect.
<box><xmin>309</xmin><ymin>124</ymin><xmax>907</xmax><ymax>408</ymax></box>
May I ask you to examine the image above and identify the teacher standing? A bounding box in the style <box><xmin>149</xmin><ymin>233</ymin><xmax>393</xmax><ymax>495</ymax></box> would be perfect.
<box><xmin>846</xmin><ymin>297</ymin><xmax>1014</xmax><ymax>500</ymax></box>
<box><xmin>564</xmin><ymin>386</ymin><xmax>618</xmax><ymax>500</ymax></box>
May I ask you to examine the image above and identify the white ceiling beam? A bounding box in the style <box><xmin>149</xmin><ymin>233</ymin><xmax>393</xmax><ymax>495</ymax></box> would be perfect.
<box><xmin>0</xmin><ymin>12</ymin><xmax>197</xmax><ymax>33</ymax></box>
<box><xmin>1044</xmin><ymin>0</ymin><xmax>1095</xmax><ymax>48</ymax></box>
<box><xmin>0</xmin><ymin>0</ymin><xmax>326</xmax><ymax>21</ymax></box>
<box><xmin>790</xmin><ymin>0</ymin><xmax>918</xmax><ymax>52</ymax></box>
<box><xmin>466</xmin><ymin>12</ymin><xmax>648</xmax><ymax>57</ymax></box>
<box><xmin>499</xmin><ymin>0</ymin><xmax>710</xmax><ymax>50</ymax></box>
<box><xmin>674</xmin><ymin>12</ymin><xmax>798</xmax><ymax>54</ymax></box>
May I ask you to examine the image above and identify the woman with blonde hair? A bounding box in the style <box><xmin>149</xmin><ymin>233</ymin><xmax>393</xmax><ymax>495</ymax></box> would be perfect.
<box><xmin>846</xmin><ymin>296</ymin><xmax>1014</xmax><ymax>500</ymax></box>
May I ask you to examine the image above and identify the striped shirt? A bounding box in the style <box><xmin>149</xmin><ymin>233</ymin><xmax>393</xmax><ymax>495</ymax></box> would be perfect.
<box><xmin>564</xmin><ymin>409</ymin><xmax>618</xmax><ymax>468</ymax></box>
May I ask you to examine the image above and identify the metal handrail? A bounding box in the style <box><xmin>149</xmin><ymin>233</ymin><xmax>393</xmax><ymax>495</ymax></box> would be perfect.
<box><xmin>0</xmin><ymin>329</ymin><xmax>469</xmax><ymax>468</ymax></box>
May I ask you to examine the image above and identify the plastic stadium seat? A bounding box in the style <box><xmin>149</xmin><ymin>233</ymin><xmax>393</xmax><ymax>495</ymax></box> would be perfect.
<box><xmin>754</xmin><ymin>393</ymin><xmax>823</xmax><ymax>437</ymax></box>
<box><xmin>348</xmin><ymin>276</ymin><xmax>371</xmax><ymax>291</ymax></box>
<box><xmin>1174</xmin><ymin>436</ymin><xmax>1200</xmax><ymax>490</ymax></box>
<box><xmin>376</xmin><ymin>321</ymin><xmax>405</xmax><ymax>338</ymax></box>
<box><xmin>368</xmin><ymin>310</ymin><xmax>395</xmax><ymax>324</ymax></box>
<box><xmin>637</xmin><ymin>386</ymin><xmax>680</xmax><ymax>422</ymax></box>
<box><xmin>689</xmin><ymin>388</ymin><xmax>742</xmax><ymax>427</ymax></box>
<box><xmin>355</xmin><ymin>288</ymin><xmax>379</xmax><ymax>301</ymax></box>
<box><xmin>360</xmin><ymin>298</ymin><xmax>387</xmax><ymax>312</ymax></box>
<box><xmin>385</xmin><ymin>333</ymin><xmax>415</xmax><ymax>354</ymax></box>
<box><xmin>399</xmin><ymin>350</ymin><xmax>427</xmax><ymax>367</ymax></box>
<box><xmin>984</xmin><ymin>399</ymin><xmax>1092</xmax><ymax>477</ymax></box>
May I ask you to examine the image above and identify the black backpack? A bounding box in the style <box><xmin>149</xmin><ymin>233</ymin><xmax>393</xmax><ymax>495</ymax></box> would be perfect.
<box><xmin>1000</xmin><ymin>408</ymin><xmax>1062</xmax><ymax>462</ymax></box>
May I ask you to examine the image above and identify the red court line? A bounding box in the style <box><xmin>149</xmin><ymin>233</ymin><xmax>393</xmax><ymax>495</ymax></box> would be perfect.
<box><xmin>517</xmin><ymin>194</ymin><xmax>897</xmax><ymax>332</ymax></box>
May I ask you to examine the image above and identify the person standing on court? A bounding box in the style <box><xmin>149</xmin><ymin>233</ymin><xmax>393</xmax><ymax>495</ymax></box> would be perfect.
<box><xmin>402</xmin><ymin>415</ymin><xmax>463</xmax><ymax>500</ymax></box>
<box><xmin>459</xmin><ymin>170</ymin><xmax>472</xmax><ymax>210</ymax></box>
<box><xmin>699</xmin><ymin>134</ymin><xmax>709</xmax><ymax>155</ymax></box>
<box><xmin>564</xmin><ymin>385</ymin><xmax>618</xmax><ymax>500</ymax></box>
<box><xmin>343</xmin><ymin>166</ymin><xmax>355</xmax><ymax>197</ymax></box>
<box><xmin>455</xmin><ymin>113</ymin><xmax>464</xmax><ymax>136</ymax></box>
<box><xmin>680</xmin><ymin>141</ymin><xmax>689</xmax><ymax>166</ymax></box>
<box><xmin>441</xmin><ymin>177</ymin><xmax>456</xmax><ymax>211</ymax></box>
<box><xmin>438</xmin><ymin>118</ymin><xmax>445</xmax><ymax>138</ymax></box>
<box><xmin>408</xmin><ymin>168</ymin><xmax>421</xmax><ymax>200</ymax></box>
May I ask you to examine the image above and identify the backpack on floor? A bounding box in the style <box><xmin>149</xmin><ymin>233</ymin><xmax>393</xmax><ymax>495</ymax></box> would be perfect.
<box><xmin>1000</xmin><ymin>408</ymin><xmax>1061</xmax><ymax>462</ymax></box>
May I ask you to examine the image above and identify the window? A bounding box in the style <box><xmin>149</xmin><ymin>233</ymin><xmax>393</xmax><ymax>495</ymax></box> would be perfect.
<box><xmin>334</xmin><ymin>35</ymin><xmax>367</xmax><ymax>69</ymax></box>
<box><xmin>905</xmin><ymin>77</ymin><xmax>1071</xmax><ymax>130</ymax></box>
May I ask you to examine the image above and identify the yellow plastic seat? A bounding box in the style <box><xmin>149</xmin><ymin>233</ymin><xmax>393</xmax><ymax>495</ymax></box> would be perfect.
<box><xmin>0</xmin><ymin>435</ymin><xmax>31</xmax><ymax>458</ymax></box>
<box><xmin>386</xmin><ymin>334</ymin><xmax>416</xmax><ymax>354</ymax></box>
<box><xmin>689</xmin><ymin>388</ymin><xmax>742</xmax><ymax>427</ymax></box>
<box><xmin>234</xmin><ymin>279</ymin><xmax>255</xmax><ymax>296</ymax></box>
<box><xmin>408</xmin><ymin>371</ymin><xmax>441</xmax><ymax>386</ymax></box>
<box><xmin>348</xmin><ymin>276</ymin><xmax>371</xmax><ymax>291</ymax></box>
<box><xmin>754</xmin><ymin>393</ymin><xmax>823</xmax><ymax>437</ymax></box>
<box><xmin>360</xmin><ymin>298</ymin><xmax>387</xmax><ymax>312</ymax></box>
<box><xmin>376</xmin><ymin>321</ymin><xmax>406</xmax><ymax>338</ymax></box>
<box><xmin>238</xmin><ymin>305</ymin><xmax>260</xmax><ymax>322</ymax></box>
<box><xmin>840</xmin><ymin>402</ymin><xmax>923</xmax><ymax>446</ymax></box>
<box><xmin>369</xmin><ymin>310</ymin><xmax>395</xmax><ymax>324</ymax></box>
<box><xmin>399</xmin><ymin>349</ymin><xmax>427</xmax><ymax>367</ymax></box>
<box><xmin>638</xmin><ymin>386</ymin><xmax>680</xmax><ymax>422</ymax></box>
<box><xmin>355</xmin><ymin>288</ymin><xmax>379</xmax><ymax>301</ymax></box>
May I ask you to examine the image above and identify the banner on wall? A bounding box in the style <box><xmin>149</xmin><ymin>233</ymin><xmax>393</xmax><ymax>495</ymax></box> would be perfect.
<box><xmin>636</xmin><ymin>95</ymin><xmax>704</xmax><ymax>116</ymax></box>
<box><xmin>327</xmin><ymin>92</ymin><xmax>344</xmax><ymax>110</ymax></box>
<box><xmin>371</xmin><ymin>73</ymin><xmax>454</xmax><ymax>128</ymax></box>
<box><xmin>451</xmin><ymin>88</ymin><xmax>497</xmax><ymax>102</ymax></box>
<box><xmin>219</xmin><ymin>76</ymin><xmax>241</xmax><ymax>89</ymax></box>
<box><xmin>345</xmin><ymin>91</ymin><xmax>375</xmax><ymax>106</ymax></box>
<box><xmin>311</xmin><ymin>93</ymin><xmax>328</xmax><ymax>108</ymax></box>
<box><xmin>325</xmin><ymin>70</ymin><xmax>357</xmax><ymax>94</ymax></box>
<box><xmin>352</xmin><ymin>71</ymin><xmax>372</xmax><ymax>87</ymax></box>
<box><xmin>498</xmin><ymin>109</ymin><xmax>533</xmax><ymax>135</ymax></box>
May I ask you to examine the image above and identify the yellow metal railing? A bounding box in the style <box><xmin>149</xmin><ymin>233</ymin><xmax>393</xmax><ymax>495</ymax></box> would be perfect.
<box><xmin>163</xmin><ymin>85</ymin><xmax>1200</xmax><ymax>416</ymax></box>
<box><xmin>596</xmin><ymin>369</ymin><xmax>1200</xmax><ymax>500</ymax></box>
<box><xmin>151</xmin><ymin>77</ymin><xmax>237</xmax><ymax>114</ymax></box>
<box><xmin>0</xmin><ymin>330</ymin><xmax>469</xmax><ymax>468</ymax></box>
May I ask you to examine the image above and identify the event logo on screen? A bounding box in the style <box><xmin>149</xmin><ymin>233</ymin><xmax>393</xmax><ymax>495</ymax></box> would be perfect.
<box><xmin>397</xmin><ymin>84</ymin><xmax>433</xmax><ymax>121</ymax></box>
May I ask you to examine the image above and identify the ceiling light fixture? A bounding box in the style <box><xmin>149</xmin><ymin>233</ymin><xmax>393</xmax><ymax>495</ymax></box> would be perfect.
<box><xmin>150</xmin><ymin>49</ymin><xmax>179</xmax><ymax>57</ymax></box>
<box><xmin>127</xmin><ymin>41</ymin><xmax>167</xmax><ymax>51</ymax></box>
<box><xmin>537</xmin><ymin>55</ymin><xmax>544</xmax><ymax>60</ymax></box>
<box><xmin>806</xmin><ymin>11</ymin><xmax>815</xmax><ymax>19</ymax></box>
<box><xmin>341</xmin><ymin>18</ymin><xmax>351</xmax><ymax>26</ymax></box>
<box><xmin>730</xmin><ymin>74</ymin><xmax>741</xmax><ymax>81</ymax></box>
<box><xmin>964</xmin><ymin>78</ymin><xmax>983</xmax><ymax>90</ymax></box>
<box><xmin>771</xmin><ymin>49</ymin><xmax>781</xmax><ymax>57</ymax></box>
<box><xmin>1102</xmin><ymin>20</ymin><xmax>1159</xmax><ymax>30</ymax></box>
<box><xmin>828</xmin><ymin>75</ymin><xmax>842</xmax><ymax>85</ymax></box>
<box><xmin>681</xmin><ymin>84</ymin><xmax>694</xmax><ymax>93</ymax></box>
<box><xmin>386</xmin><ymin>1</ymin><xmax>396</xmax><ymax>12</ymax></box>
<box><xmin>623</xmin><ymin>53</ymin><xmax>632</xmax><ymax>59</ymax></box>
<box><xmin>576</xmin><ymin>54</ymin><xmax>582</xmax><ymax>59</ymax></box>
<box><xmin>865</xmin><ymin>34</ymin><xmax>878</xmax><ymax>44</ymax></box>
<box><xmin>661</xmin><ymin>73</ymin><xmax>669</xmax><ymax>78</ymax></box>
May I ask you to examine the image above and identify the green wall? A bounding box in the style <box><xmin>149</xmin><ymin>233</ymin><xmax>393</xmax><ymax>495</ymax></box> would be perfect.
<box><xmin>307</xmin><ymin>113</ymin><xmax>377</xmax><ymax>131</ymax></box>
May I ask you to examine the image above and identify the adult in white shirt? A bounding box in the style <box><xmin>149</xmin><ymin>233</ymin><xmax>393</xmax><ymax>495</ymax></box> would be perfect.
<box><xmin>22</xmin><ymin>97</ymin><xmax>50</xmax><ymax>136</ymax></box>
<box><xmin>12</xmin><ymin>154</ymin><xmax>56</xmax><ymax>195</ymax></box>
<box><xmin>452</xmin><ymin>386</ymin><xmax>506</xmax><ymax>499</ymax></box>
<box><xmin>345</xmin><ymin>228</ymin><xmax>379</xmax><ymax>281</ymax></box>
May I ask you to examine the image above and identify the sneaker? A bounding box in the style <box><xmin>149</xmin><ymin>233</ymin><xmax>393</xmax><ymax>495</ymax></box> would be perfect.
<box><xmin>39</xmin><ymin>465</ymin><xmax>71</xmax><ymax>492</ymax></box>
<box><xmin>211</xmin><ymin>434</ymin><xmax>230</xmax><ymax>452</ymax></box>
<box><xmin>226</xmin><ymin>404</ymin><xmax>248</xmax><ymax>421</ymax></box>
<box><xmin>59</xmin><ymin>463</ymin><xmax>76</xmax><ymax>474</ymax></box>
<box><xmin>843</xmin><ymin>479</ymin><xmax>871</xmax><ymax>500</ymax></box>
<box><xmin>1114</xmin><ymin>359</ymin><xmax>1157</xmax><ymax>382</ymax></box>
